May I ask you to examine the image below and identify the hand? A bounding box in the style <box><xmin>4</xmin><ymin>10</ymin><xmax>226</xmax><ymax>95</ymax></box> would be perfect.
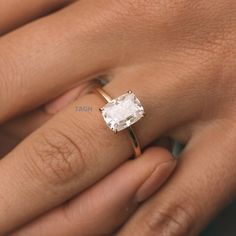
<box><xmin>0</xmin><ymin>2</ymin><xmax>175</xmax><ymax>234</ymax></box>
<box><xmin>10</xmin><ymin>147</ymin><xmax>176</xmax><ymax>236</ymax></box>
<box><xmin>0</xmin><ymin>0</ymin><xmax>235</xmax><ymax>235</ymax></box>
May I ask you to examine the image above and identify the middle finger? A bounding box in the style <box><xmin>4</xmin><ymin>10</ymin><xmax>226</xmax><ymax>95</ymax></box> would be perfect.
<box><xmin>0</xmin><ymin>0</ymin><xmax>120</xmax><ymax>123</ymax></box>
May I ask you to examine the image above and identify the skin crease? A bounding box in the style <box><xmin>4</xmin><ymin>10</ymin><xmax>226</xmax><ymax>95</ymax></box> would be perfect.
<box><xmin>0</xmin><ymin>80</ymin><xmax>98</xmax><ymax>157</ymax></box>
<box><xmin>0</xmin><ymin>0</ymin><xmax>235</xmax><ymax>235</ymax></box>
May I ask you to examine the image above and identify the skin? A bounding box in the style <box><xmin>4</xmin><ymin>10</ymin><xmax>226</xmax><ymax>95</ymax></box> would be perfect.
<box><xmin>0</xmin><ymin>0</ymin><xmax>235</xmax><ymax>235</ymax></box>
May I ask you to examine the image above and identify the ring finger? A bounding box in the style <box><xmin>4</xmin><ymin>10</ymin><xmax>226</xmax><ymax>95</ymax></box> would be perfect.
<box><xmin>0</xmin><ymin>80</ymin><xmax>98</xmax><ymax>157</ymax></box>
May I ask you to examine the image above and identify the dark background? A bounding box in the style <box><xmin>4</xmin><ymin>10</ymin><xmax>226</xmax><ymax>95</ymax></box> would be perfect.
<box><xmin>201</xmin><ymin>201</ymin><xmax>236</xmax><ymax>236</ymax></box>
<box><xmin>174</xmin><ymin>144</ymin><xmax>236</xmax><ymax>236</ymax></box>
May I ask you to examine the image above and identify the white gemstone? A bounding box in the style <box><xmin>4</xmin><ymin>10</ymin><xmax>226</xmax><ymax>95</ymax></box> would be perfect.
<box><xmin>100</xmin><ymin>91</ymin><xmax>144</xmax><ymax>132</ymax></box>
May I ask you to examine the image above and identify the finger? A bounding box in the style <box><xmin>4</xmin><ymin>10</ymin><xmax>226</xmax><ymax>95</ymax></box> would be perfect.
<box><xmin>0</xmin><ymin>80</ymin><xmax>96</xmax><ymax>157</ymax></box>
<box><xmin>0</xmin><ymin>0</ymin><xmax>123</xmax><ymax>123</ymax></box>
<box><xmin>43</xmin><ymin>79</ymin><xmax>101</xmax><ymax>115</ymax></box>
<box><xmin>0</xmin><ymin>68</ymin><xmax>195</xmax><ymax>234</ymax></box>
<box><xmin>117</xmin><ymin>122</ymin><xmax>236</xmax><ymax>236</ymax></box>
<box><xmin>0</xmin><ymin>0</ymin><xmax>75</xmax><ymax>35</ymax></box>
<box><xmin>11</xmin><ymin>147</ymin><xmax>176</xmax><ymax>236</ymax></box>
<box><xmin>0</xmin><ymin>0</ymin><xmax>68</xmax><ymax>35</ymax></box>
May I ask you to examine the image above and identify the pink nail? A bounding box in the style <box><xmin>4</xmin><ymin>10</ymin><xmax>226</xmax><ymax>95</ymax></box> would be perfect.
<box><xmin>135</xmin><ymin>160</ymin><xmax>176</xmax><ymax>202</ymax></box>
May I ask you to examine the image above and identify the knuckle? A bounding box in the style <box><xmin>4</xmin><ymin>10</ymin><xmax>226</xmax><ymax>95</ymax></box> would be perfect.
<box><xmin>25</xmin><ymin>128</ymin><xmax>88</xmax><ymax>186</ymax></box>
<box><xmin>144</xmin><ymin>202</ymin><xmax>195</xmax><ymax>236</ymax></box>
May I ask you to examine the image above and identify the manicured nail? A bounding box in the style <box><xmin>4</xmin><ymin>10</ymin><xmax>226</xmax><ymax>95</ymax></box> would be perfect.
<box><xmin>135</xmin><ymin>159</ymin><xmax>176</xmax><ymax>202</ymax></box>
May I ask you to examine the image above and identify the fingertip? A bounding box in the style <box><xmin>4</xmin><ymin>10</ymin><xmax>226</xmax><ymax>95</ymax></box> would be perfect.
<box><xmin>134</xmin><ymin>147</ymin><xmax>177</xmax><ymax>202</ymax></box>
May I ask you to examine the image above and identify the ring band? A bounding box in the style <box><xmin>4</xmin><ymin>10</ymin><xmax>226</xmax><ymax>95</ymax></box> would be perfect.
<box><xmin>94</xmin><ymin>87</ymin><xmax>145</xmax><ymax>158</ymax></box>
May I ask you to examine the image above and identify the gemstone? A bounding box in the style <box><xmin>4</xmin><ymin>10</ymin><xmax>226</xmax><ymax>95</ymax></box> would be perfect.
<box><xmin>100</xmin><ymin>91</ymin><xmax>145</xmax><ymax>132</ymax></box>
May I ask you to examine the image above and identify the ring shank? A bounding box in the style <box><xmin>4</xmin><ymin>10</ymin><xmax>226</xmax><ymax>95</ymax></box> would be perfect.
<box><xmin>127</xmin><ymin>126</ymin><xmax>142</xmax><ymax>157</ymax></box>
<box><xmin>94</xmin><ymin>87</ymin><xmax>142</xmax><ymax>158</ymax></box>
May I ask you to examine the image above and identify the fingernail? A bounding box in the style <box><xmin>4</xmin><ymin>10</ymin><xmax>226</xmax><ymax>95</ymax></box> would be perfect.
<box><xmin>135</xmin><ymin>159</ymin><xmax>176</xmax><ymax>202</ymax></box>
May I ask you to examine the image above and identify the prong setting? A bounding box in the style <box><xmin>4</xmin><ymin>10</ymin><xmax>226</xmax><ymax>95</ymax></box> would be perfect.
<box><xmin>94</xmin><ymin>87</ymin><xmax>143</xmax><ymax>158</ymax></box>
<box><xmin>100</xmin><ymin>91</ymin><xmax>144</xmax><ymax>132</ymax></box>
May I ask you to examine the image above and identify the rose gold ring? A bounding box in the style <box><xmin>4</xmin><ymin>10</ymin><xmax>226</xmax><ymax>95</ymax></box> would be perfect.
<box><xmin>94</xmin><ymin>87</ymin><xmax>145</xmax><ymax>158</ymax></box>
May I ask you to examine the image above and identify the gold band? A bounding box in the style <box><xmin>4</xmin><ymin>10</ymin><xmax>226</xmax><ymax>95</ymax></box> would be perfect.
<box><xmin>94</xmin><ymin>87</ymin><xmax>142</xmax><ymax>158</ymax></box>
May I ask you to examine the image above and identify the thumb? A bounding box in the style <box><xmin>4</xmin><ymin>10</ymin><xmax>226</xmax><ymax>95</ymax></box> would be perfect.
<box><xmin>11</xmin><ymin>147</ymin><xmax>176</xmax><ymax>236</ymax></box>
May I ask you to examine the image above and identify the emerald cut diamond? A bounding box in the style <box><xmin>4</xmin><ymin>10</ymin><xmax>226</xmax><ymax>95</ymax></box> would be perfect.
<box><xmin>100</xmin><ymin>91</ymin><xmax>145</xmax><ymax>132</ymax></box>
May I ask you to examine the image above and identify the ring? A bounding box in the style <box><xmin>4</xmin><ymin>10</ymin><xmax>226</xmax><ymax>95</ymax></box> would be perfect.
<box><xmin>94</xmin><ymin>87</ymin><xmax>145</xmax><ymax>158</ymax></box>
